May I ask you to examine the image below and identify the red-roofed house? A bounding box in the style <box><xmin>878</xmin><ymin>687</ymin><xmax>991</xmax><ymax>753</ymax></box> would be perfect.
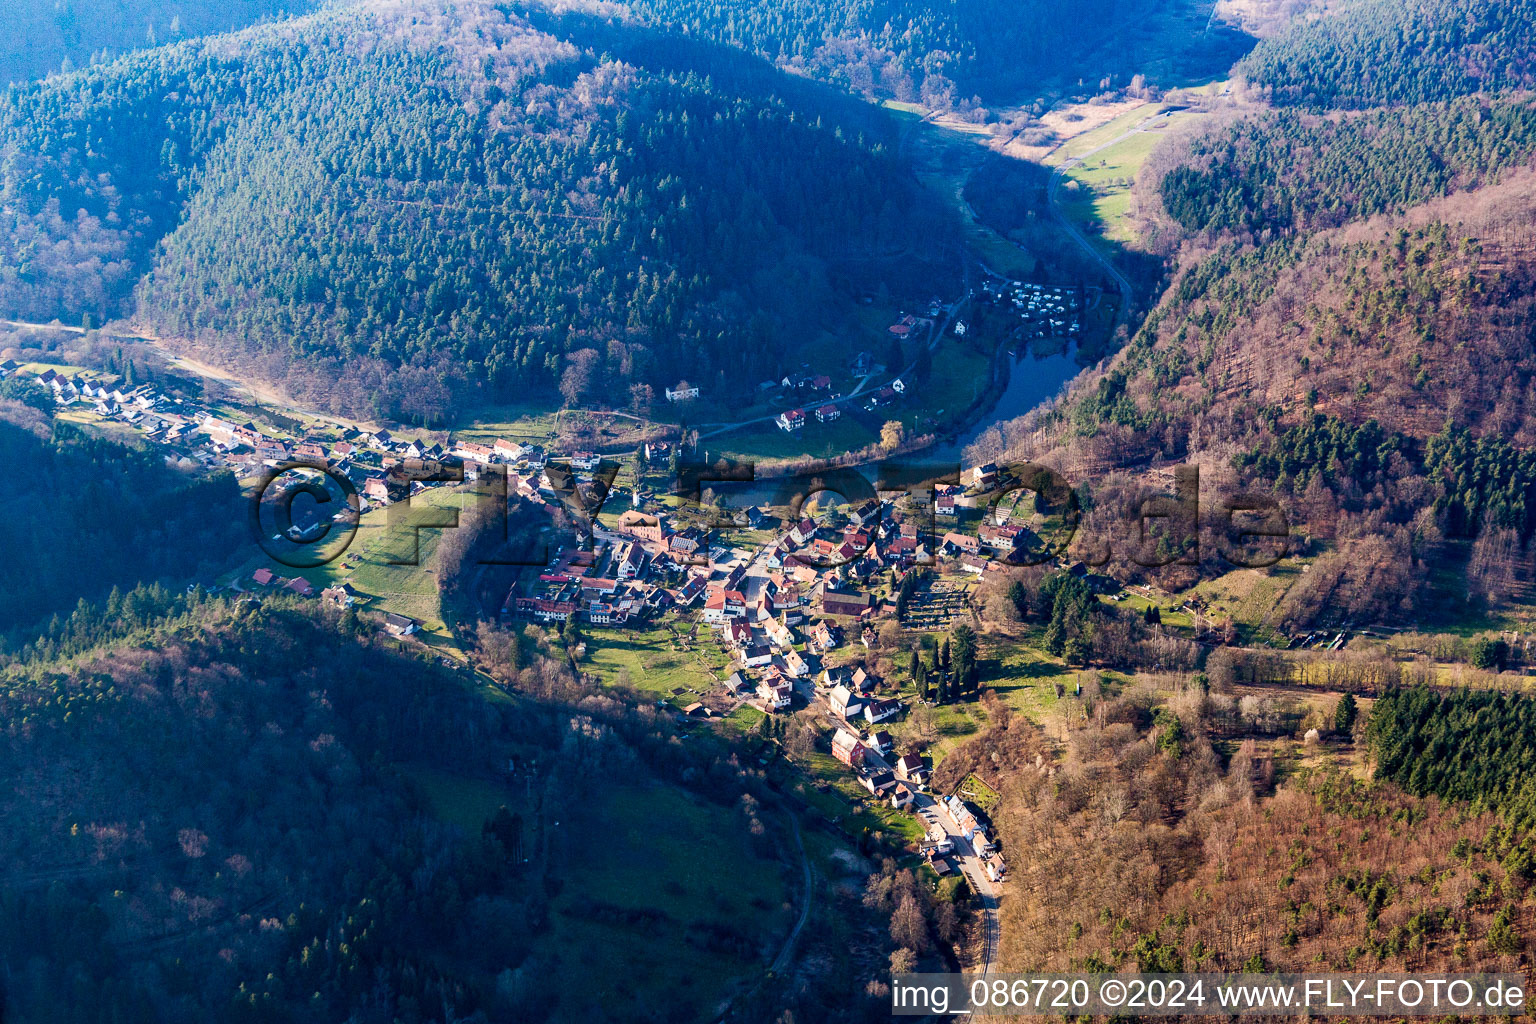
<box><xmin>776</xmin><ymin>408</ymin><xmax>806</xmax><ymax>432</ymax></box>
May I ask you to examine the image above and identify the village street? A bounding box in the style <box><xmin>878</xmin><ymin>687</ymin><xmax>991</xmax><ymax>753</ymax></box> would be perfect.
<box><xmin>913</xmin><ymin>793</ymin><xmax>1000</xmax><ymax>976</ymax></box>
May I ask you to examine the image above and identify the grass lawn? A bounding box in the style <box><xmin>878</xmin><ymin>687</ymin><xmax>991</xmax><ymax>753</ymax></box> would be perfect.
<box><xmin>891</xmin><ymin>105</ymin><xmax>1037</xmax><ymax>278</ymax></box>
<box><xmin>223</xmin><ymin>483</ymin><xmax>482</xmax><ymax>635</ymax></box>
<box><xmin>792</xmin><ymin>750</ymin><xmax>925</xmax><ymax>843</ymax></box>
<box><xmin>544</xmin><ymin>781</ymin><xmax>792</xmax><ymax>1020</ymax></box>
<box><xmin>582</xmin><ymin>627</ymin><xmax>728</xmax><ymax>704</ymax></box>
<box><xmin>400</xmin><ymin>764</ymin><xmax>514</xmax><ymax>831</ymax></box>
<box><xmin>404</xmin><ymin>761</ymin><xmax>797</xmax><ymax>1021</ymax></box>
<box><xmin>1046</xmin><ymin>103</ymin><xmax>1165</xmax><ymax>166</ymax></box>
<box><xmin>712</xmin><ymin>415</ymin><xmax>880</xmax><ymax>464</ymax></box>
<box><xmin>1057</xmin><ymin>108</ymin><xmax>1204</xmax><ymax>248</ymax></box>
<box><xmin>957</xmin><ymin>772</ymin><xmax>1000</xmax><ymax>813</ymax></box>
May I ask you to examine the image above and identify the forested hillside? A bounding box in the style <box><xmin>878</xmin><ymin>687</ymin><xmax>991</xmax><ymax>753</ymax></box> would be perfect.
<box><xmin>625</xmin><ymin>0</ymin><xmax>1252</xmax><ymax>105</ymax></box>
<box><xmin>993</xmin><ymin>697</ymin><xmax>1533</xmax><ymax>978</ymax></box>
<box><xmin>0</xmin><ymin>599</ymin><xmax>805</xmax><ymax>1022</ymax></box>
<box><xmin>1238</xmin><ymin>0</ymin><xmax>1536</xmax><ymax>108</ymax></box>
<box><xmin>0</xmin><ymin>393</ymin><xmax>242</xmax><ymax>639</ymax></box>
<box><xmin>1154</xmin><ymin>96</ymin><xmax>1536</xmax><ymax>239</ymax></box>
<box><xmin>1</xmin><ymin>0</ymin><xmax>948</xmax><ymax>421</ymax></box>
<box><xmin>986</xmin><ymin>164</ymin><xmax>1536</xmax><ymax>625</ymax></box>
<box><xmin>0</xmin><ymin>0</ymin><xmax>312</xmax><ymax>83</ymax></box>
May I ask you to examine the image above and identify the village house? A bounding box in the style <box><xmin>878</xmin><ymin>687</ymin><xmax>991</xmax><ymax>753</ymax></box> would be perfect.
<box><xmin>765</xmin><ymin>616</ymin><xmax>795</xmax><ymax>648</ymax></box>
<box><xmin>665</xmin><ymin>383</ymin><xmax>700</xmax><ymax>402</ymax></box>
<box><xmin>493</xmin><ymin>438</ymin><xmax>527</xmax><ymax>461</ymax></box>
<box><xmin>867</xmin><ymin>731</ymin><xmax>894</xmax><ymax>756</ymax></box>
<box><xmin>452</xmin><ymin>441</ymin><xmax>497</xmax><ymax>464</ymax></box>
<box><xmin>979</xmin><ymin>520</ymin><xmax>1027</xmax><ymax>551</ymax></box>
<box><xmin>781</xmin><ymin>649</ymin><xmax>809</xmax><ymax>677</ymax></box>
<box><xmin>942</xmin><ymin>531</ymin><xmax>981</xmax><ymax>555</ymax></box>
<box><xmin>815</xmin><ymin>403</ymin><xmax>840</xmax><ymax>424</ymax></box>
<box><xmin>362</xmin><ymin>476</ymin><xmax>391</xmax><ymax>505</ymax></box>
<box><xmin>321</xmin><ymin>583</ymin><xmax>360</xmax><ymax>609</ymax></box>
<box><xmin>703</xmin><ymin>589</ymin><xmax>747</xmax><ymax>624</ymax></box>
<box><xmin>821</xmin><ymin>588</ymin><xmax>871</xmax><ymax>618</ymax></box>
<box><xmin>614</xmin><ymin>541</ymin><xmax>645</xmax><ymax>579</ymax></box>
<box><xmin>758</xmin><ymin>674</ymin><xmax>793</xmax><ymax>711</ymax></box>
<box><xmin>943</xmin><ymin>795</ymin><xmax>982</xmax><ymax>837</ymax></box>
<box><xmin>293</xmin><ymin>439</ymin><xmax>327</xmax><ymax>464</ymax></box>
<box><xmin>256</xmin><ymin>438</ymin><xmax>292</xmax><ymax>465</ymax></box>
<box><xmin>775</xmin><ymin>408</ymin><xmax>806</xmax><ymax>432</ymax></box>
<box><xmin>960</xmin><ymin>553</ymin><xmax>990</xmax><ymax>575</ymax></box>
<box><xmin>966</xmin><ymin>463</ymin><xmax>1000</xmax><ymax>489</ymax></box>
<box><xmin>829</xmin><ymin>683</ymin><xmax>864</xmax><ymax>719</ymax></box>
<box><xmin>617</xmin><ymin>509</ymin><xmax>665</xmax><ymax>544</ymax></box>
<box><xmin>790</xmin><ymin>518</ymin><xmax>818</xmax><ymax>545</ymax></box>
<box><xmin>384</xmin><ymin>613</ymin><xmax>420</xmax><ymax>637</ymax></box>
<box><xmin>831</xmin><ymin>728</ymin><xmax>866</xmax><ymax>767</ymax></box>
<box><xmin>894</xmin><ymin>754</ymin><xmax>930</xmax><ymax>785</ymax></box>
<box><xmin>849</xmin><ymin>500</ymin><xmax>882</xmax><ymax>528</ymax></box>
<box><xmin>674</xmin><ymin>575</ymin><xmax>707</xmax><ymax>606</ymax></box>
<box><xmin>809</xmin><ymin>621</ymin><xmax>837</xmax><ymax>651</ymax></box>
<box><xmin>863</xmin><ymin>697</ymin><xmax>903</xmax><ymax>724</ymax></box>
<box><xmin>723</xmin><ymin>617</ymin><xmax>753</xmax><ymax>647</ymax></box>
<box><xmin>860</xmin><ymin>771</ymin><xmax>896</xmax><ymax>797</ymax></box>
<box><xmin>739</xmin><ymin>644</ymin><xmax>774</xmax><ymax>669</ymax></box>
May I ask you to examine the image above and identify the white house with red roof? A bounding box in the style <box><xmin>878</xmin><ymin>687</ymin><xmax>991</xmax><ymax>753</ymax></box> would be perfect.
<box><xmin>775</xmin><ymin>408</ymin><xmax>806</xmax><ymax>432</ymax></box>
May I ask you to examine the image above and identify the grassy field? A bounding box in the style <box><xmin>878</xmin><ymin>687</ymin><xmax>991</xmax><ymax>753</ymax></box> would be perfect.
<box><xmin>223</xmin><ymin>482</ymin><xmax>480</xmax><ymax>636</ymax></box>
<box><xmin>403</xmin><ymin>762</ymin><xmax>795</xmax><ymax>1021</ymax></box>
<box><xmin>787</xmin><ymin>749</ymin><xmax>926</xmax><ymax>844</ymax></box>
<box><xmin>581</xmin><ymin>626</ymin><xmax>730</xmax><ymax>705</ymax></box>
<box><xmin>710</xmin><ymin>414</ymin><xmax>881</xmax><ymax>464</ymax></box>
<box><xmin>1058</xmin><ymin>108</ymin><xmax>1204</xmax><ymax>247</ymax></box>
<box><xmin>1046</xmin><ymin>103</ymin><xmax>1166</xmax><ymax>166</ymax></box>
<box><xmin>544</xmin><ymin>781</ymin><xmax>793</xmax><ymax>1020</ymax></box>
<box><xmin>400</xmin><ymin>764</ymin><xmax>516</xmax><ymax>830</ymax></box>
